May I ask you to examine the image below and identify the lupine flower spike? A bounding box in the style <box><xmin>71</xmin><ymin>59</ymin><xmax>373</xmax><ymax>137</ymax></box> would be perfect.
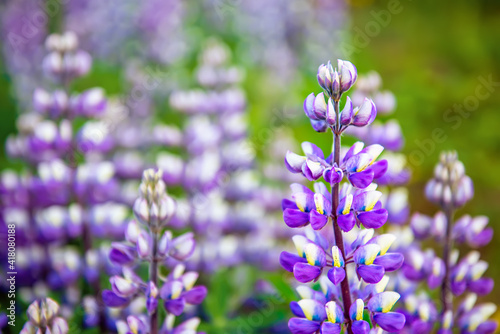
<box><xmin>281</xmin><ymin>60</ymin><xmax>405</xmax><ymax>334</ymax></box>
<box><xmin>395</xmin><ymin>152</ymin><xmax>497</xmax><ymax>333</ymax></box>
<box><xmin>103</xmin><ymin>169</ymin><xmax>206</xmax><ymax>334</ymax></box>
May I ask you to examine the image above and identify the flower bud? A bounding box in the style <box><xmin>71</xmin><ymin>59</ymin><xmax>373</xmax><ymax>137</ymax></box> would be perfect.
<box><xmin>338</xmin><ymin>59</ymin><xmax>357</xmax><ymax>93</ymax></box>
<box><xmin>352</xmin><ymin>98</ymin><xmax>377</xmax><ymax>127</ymax></box>
<box><xmin>133</xmin><ymin>198</ymin><xmax>150</xmax><ymax>225</ymax></box>
<box><xmin>125</xmin><ymin>220</ymin><xmax>141</xmax><ymax>244</ymax></box>
<box><xmin>43</xmin><ymin>52</ymin><xmax>63</xmax><ymax>77</ymax></box>
<box><xmin>340</xmin><ymin>97</ymin><xmax>353</xmax><ymax>126</ymax></box>
<box><xmin>317</xmin><ymin>62</ymin><xmax>333</xmax><ymax>95</ymax></box>
<box><xmin>51</xmin><ymin>317</ymin><xmax>69</xmax><ymax>334</ymax></box>
<box><xmin>158</xmin><ymin>230</ymin><xmax>173</xmax><ymax>257</ymax></box>
<box><xmin>170</xmin><ymin>232</ymin><xmax>196</xmax><ymax>261</ymax></box>
<box><xmin>33</xmin><ymin>89</ymin><xmax>52</xmax><ymax>114</ymax></box>
<box><xmin>77</xmin><ymin>88</ymin><xmax>107</xmax><ymax>117</ymax></box>
<box><xmin>111</xmin><ymin>276</ymin><xmax>138</xmax><ymax>297</ymax></box>
<box><xmin>137</xmin><ymin>232</ymin><xmax>151</xmax><ymax>259</ymax></box>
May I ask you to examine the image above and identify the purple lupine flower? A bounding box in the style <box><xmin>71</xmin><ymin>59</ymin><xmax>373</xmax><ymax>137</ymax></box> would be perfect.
<box><xmin>103</xmin><ymin>169</ymin><xmax>206</xmax><ymax>334</ymax></box>
<box><xmin>394</xmin><ymin>152</ymin><xmax>497</xmax><ymax>333</ymax></box>
<box><xmin>281</xmin><ymin>60</ymin><xmax>405</xmax><ymax>334</ymax></box>
<box><xmin>20</xmin><ymin>298</ymin><xmax>69</xmax><ymax>334</ymax></box>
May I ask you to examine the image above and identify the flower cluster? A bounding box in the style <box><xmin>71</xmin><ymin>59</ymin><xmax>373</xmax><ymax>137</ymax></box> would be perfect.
<box><xmin>21</xmin><ymin>298</ymin><xmax>68</xmax><ymax>334</ymax></box>
<box><xmin>1</xmin><ymin>31</ymin><xmax>127</xmax><ymax>331</ymax></box>
<box><xmin>103</xmin><ymin>169</ymin><xmax>206</xmax><ymax>334</ymax></box>
<box><xmin>394</xmin><ymin>152</ymin><xmax>497</xmax><ymax>333</ymax></box>
<box><xmin>281</xmin><ymin>59</ymin><xmax>405</xmax><ymax>333</ymax></box>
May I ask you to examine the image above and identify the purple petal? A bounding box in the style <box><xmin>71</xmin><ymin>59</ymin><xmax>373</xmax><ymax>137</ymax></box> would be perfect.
<box><xmin>302</xmin><ymin>142</ymin><xmax>325</xmax><ymax>160</ymax></box>
<box><xmin>470</xmin><ymin>228</ymin><xmax>493</xmax><ymax>247</ymax></box>
<box><xmin>285</xmin><ymin>151</ymin><xmax>306</xmax><ymax>173</ymax></box>
<box><xmin>109</xmin><ymin>243</ymin><xmax>136</xmax><ymax>266</ymax></box>
<box><xmin>351</xmin><ymin>320</ymin><xmax>370</xmax><ymax>334</ymax></box>
<box><xmin>338</xmin><ymin>213</ymin><xmax>356</xmax><ymax>232</ymax></box>
<box><xmin>348</xmin><ymin>169</ymin><xmax>374</xmax><ymax>189</ymax></box>
<box><xmin>320</xmin><ymin>322</ymin><xmax>341</xmax><ymax>334</ymax></box>
<box><xmin>293</xmin><ymin>263</ymin><xmax>322</xmax><ymax>283</ymax></box>
<box><xmin>357</xmin><ymin>264</ymin><xmax>385</xmax><ymax>284</ymax></box>
<box><xmin>304</xmin><ymin>93</ymin><xmax>318</xmax><ymax>120</ymax></box>
<box><xmin>310</xmin><ymin>119</ymin><xmax>328</xmax><ymax>133</ymax></box>
<box><xmin>146</xmin><ymin>297</ymin><xmax>158</xmax><ymax>314</ymax></box>
<box><xmin>290</xmin><ymin>301</ymin><xmax>306</xmax><ymax>317</ymax></box>
<box><xmin>284</xmin><ymin>208</ymin><xmax>310</xmax><ymax>228</ymax></box>
<box><xmin>164</xmin><ymin>298</ymin><xmax>185</xmax><ymax>316</ymax></box>
<box><xmin>182</xmin><ymin>286</ymin><xmax>207</xmax><ymax>304</ymax></box>
<box><xmin>373</xmin><ymin>253</ymin><xmax>404</xmax><ymax>272</ymax></box>
<box><xmin>477</xmin><ymin>321</ymin><xmax>498</xmax><ymax>334</ymax></box>
<box><xmin>280</xmin><ymin>251</ymin><xmax>307</xmax><ymax>272</ymax></box>
<box><xmin>373</xmin><ymin>312</ymin><xmax>405</xmax><ymax>332</ymax></box>
<box><xmin>357</xmin><ymin>209</ymin><xmax>388</xmax><ymax>229</ymax></box>
<box><xmin>327</xmin><ymin>267</ymin><xmax>346</xmax><ymax>285</ymax></box>
<box><xmin>102</xmin><ymin>290</ymin><xmax>129</xmax><ymax>307</ymax></box>
<box><xmin>468</xmin><ymin>277</ymin><xmax>494</xmax><ymax>295</ymax></box>
<box><xmin>289</xmin><ymin>318</ymin><xmax>321</xmax><ymax>334</ymax></box>
<box><xmin>368</xmin><ymin>160</ymin><xmax>388</xmax><ymax>179</ymax></box>
<box><xmin>282</xmin><ymin>199</ymin><xmax>297</xmax><ymax>211</ymax></box>
<box><xmin>310</xmin><ymin>210</ymin><xmax>328</xmax><ymax>230</ymax></box>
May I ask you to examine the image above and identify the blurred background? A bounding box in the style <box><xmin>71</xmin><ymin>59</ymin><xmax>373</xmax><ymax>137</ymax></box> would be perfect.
<box><xmin>1</xmin><ymin>0</ymin><xmax>499</xmax><ymax>332</ymax></box>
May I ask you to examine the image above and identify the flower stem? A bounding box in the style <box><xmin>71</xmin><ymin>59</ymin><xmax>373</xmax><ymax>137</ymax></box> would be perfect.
<box><xmin>331</xmin><ymin>100</ymin><xmax>353</xmax><ymax>333</ymax></box>
<box><xmin>441</xmin><ymin>205</ymin><xmax>454</xmax><ymax>319</ymax></box>
<box><xmin>149</xmin><ymin>230</ymin><xmax>159</xmax><ymax>334</ymax></box>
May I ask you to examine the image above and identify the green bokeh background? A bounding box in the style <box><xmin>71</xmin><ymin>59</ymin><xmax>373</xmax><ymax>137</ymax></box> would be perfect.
<box><xmin>1</xmin><ymin>0</ymin><xmax>499</xmax><ymax>330</ymax></box>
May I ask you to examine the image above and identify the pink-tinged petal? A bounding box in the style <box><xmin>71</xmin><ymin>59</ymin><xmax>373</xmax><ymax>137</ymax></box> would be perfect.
<box><xmin>288</xmin><ymin>318</ymin><xmax>321</xmax><ymax>334</ymax></box>
<box><xmin>373</xmin><ymin>253</ymin><xmax>404</xmax><ymax>272</ymax></box>
<box><xmin>368</xmin><ymin>159</ymin><xmax>388</xmax><ymax>179</ymax></box>
<box><xmin>293</xmin><ymin>263</ymin><xmax>322</xmax><ymax>283</ymax></box>
<box><xmin>164</xmin><ymin>298</ymin><xmax>185</xmax><ymax>316</ymax></box>
<box><xmin>182</xmin><ymin>286</ymin><xmax>207</xmax><ymax>305</ymax></box>
<box><xmin>280</xmin><ymin>251</ymin><xmax>307</xmax><ymax>272</ymax></box>
<box><xmin>310</xmin><ymin>210</ymin><xmax>328</xmax><ymax>230</ymax></box>
<box><xmin>367</xmin><ymin>291</ymin><xmax>400</xmax><ymax>313</ymax></box>
<box><xmin>304</xmin><ymin>93</ymin><xmax>318</xmax><ymax>120</ymax></box>
<box><xmin>282</xmin><ymin>198</ymin><xmax>298</xmax><ymax>211</ymax></box>
<box><xmin>373</xmin><ymin>312</ymin><xmax>405</xmax><ymax>332</ymax></box>
<box><xmin>326</xmin><ymin>98</ymin><xmax>336</xmax><ymax>126</ymax></box>
<box><xmin>338</xmin><ymin>213</ymin><xmax>356</xmax><ymax>232</ymax></box>
<box><xmin>357</xmin><ymin>264</ymin><xmax>385</xmax><ymax>284</ymax></box>
<box><xmin>357</xmin><ymin>209</ymin><xmax>388</xmax><ymax>229</ymax></box>
<box><xmin>290</xmin><ymin>301</ymin><xmax>306</xmax><ymax>317</ymax></box>
<box><xmin>469</xmin><ymin>278</ymin><xmax>494</xmax><ymax>296</ymax></box>
<box><xmin>327</xmin><ymin>267</ymin><xmax>345</xmax><ymax>285</ymax></box>
<box><xmin>302</xmin><ymin>142</ymin><xmax>325</xmax><ymax>160</ymax></box>
<box><xmin>351</xmin><ymin>320</ymin><xmax>370</xmax><ymax>334</ymax></box>
<box><xmin>348</xmin><ymin>170</ymin><xmax>374</xmax><ymax>189</ymax></box>
<box><xmin>320</xmin><ymin>322</ymin><xmax>341</xmax><ymax>334</ymax></box>
<box><xmin>284</xmin><ymin>208</ymin><xmax>310</xmax><ymax>228</ymax></box>
<box><xmin>286</xmin><ymin>151</ymin><xmax>306</xmax><ymax>173</ymax></box>
<box><xmin>102</xmin><ymin>290</ymin><xmax>129</xmax><ymax>307</ymax></box>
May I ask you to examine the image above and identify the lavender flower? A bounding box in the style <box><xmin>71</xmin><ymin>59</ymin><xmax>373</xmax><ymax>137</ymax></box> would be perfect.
<box><xmin>103</xmin><ymin>169</ymin><xmax>206</xmax><ymax>334</ymax></box>
<box><xmin>281</xmin><ymin>60</ymin><xmax>405</xmax><ymax>334</ymax></box>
